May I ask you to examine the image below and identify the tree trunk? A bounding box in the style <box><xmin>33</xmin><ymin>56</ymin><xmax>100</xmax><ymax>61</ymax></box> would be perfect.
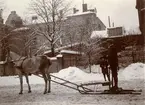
<box><xmin>88</xmin><ymin>54</ymin><xmax>91</xmax><ymax>73</ymax></box>
<box><xmin>51</xmin><ymin>43</ymin><xmax>55</xmax><ymax>57</ymax></box>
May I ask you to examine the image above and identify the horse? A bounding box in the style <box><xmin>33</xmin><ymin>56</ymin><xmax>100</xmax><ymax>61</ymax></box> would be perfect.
<box><xmin>14</xmin><ymin>55</ymin><xmax>52</xmax><ymax>94</ymax></box>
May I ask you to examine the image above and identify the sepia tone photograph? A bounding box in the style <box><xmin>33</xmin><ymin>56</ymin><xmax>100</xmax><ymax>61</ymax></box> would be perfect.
<box><xmin>0</xmin><ymin>0</ymin><xmax>144</xmax><ymax>105</ymax></box>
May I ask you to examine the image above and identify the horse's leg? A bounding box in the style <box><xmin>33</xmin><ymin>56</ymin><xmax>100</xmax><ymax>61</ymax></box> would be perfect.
<box><xmin>41</xmin><ymin>72</ymin><xmax>47</xmax><ymax>94</ymax></box>
<box><xmin>25</xmin><ymin>75</ymin><xmax>31</xmax><ymax>93</ymax></box>
<box><xmin>47</xmin><ymin>73</ymin><xmax>51</xmax><ymax>93</ymax></box>
<box><xmin>19</xmin><ymin>74</ymin><xmax>23</xmax><ymax>94</ymax></box>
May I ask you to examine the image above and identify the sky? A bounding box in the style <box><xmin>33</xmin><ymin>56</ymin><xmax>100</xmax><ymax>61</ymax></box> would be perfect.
<box><xmin>2</xmin><ymin>0</ymin><xmax>139</xmax><ymax>29</ymax></box>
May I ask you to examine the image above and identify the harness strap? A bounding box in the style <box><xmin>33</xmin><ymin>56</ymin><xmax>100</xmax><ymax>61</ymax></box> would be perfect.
<box><xmin>15</xmin><ymin>57</ymin><xmax>27</xmax><ymax>70</ymax></box>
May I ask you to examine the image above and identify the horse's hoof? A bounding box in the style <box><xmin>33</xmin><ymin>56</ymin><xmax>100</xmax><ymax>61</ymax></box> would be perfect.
<box><xmin>19</xmin><ymin>92</ymin><xmax>23</xmax><ymax>95</ymax></box>
<box><xmin>48</xmin><ymin>91</ymin><xmax>51</xmax><ymax>93</ymax></box>
<box><xmin>43</xmin><ymin>91</ymin><xmax>47</xmax><ymax>94</ymax></box>
<box><xmin>28</xmin><ymin>90</ymin><xmax>31</xmax><ymax>93</ymax></box>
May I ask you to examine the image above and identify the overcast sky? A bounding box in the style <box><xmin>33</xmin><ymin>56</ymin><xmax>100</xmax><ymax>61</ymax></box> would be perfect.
<box><xmin>3</xmin><ymin>0</ymin><xmax>139</xmax><ymax>29</ymax></box>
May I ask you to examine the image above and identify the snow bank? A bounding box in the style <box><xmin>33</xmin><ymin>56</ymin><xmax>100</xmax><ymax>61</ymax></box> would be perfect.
<box><xmin>90</xmin><ymin>30</ymin><xmax>108</xmax><ymax>38</ymax></box>
<box><xmin>53</xmin><ymin>67</ymin><xmax>104</xmax><ymax>83</ymax></box>
<box><xmin>121</xmin><ymin>63</ymin><xmax>145</xmax><ymax>80</ymax></box>
<box><xmin>1</xmin><ymin>63</ymin><xmax>144</xmax><ymax>86</ymax></box>
<box><xmin>0</xmin><ymin>67</ymin><xmax>104</xmax><ymax>86</ymax></box>
<box><xmin>85</xmin><ymin>65</ymin><xmax>102</xmax><ymax>73</ymax></box>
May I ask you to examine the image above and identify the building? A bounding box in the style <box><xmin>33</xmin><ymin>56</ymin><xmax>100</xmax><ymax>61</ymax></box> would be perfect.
<box><xmin>90</xmin><ymin>26</ymin><xmax>124</xmax><ymax>38</ymax></box>
<box><xmin>136</xmin><ymin>0</ymin><xmax>145</xmax><ymax>38</ymax></box>
<box><xmin>136</xmin><ymin>0</ymin><xmax>145</xmax><ymax>62</ymax></box>
<box><xmin>0</xmin><ymin>9</ymin><xmax>3</xmax><ymax>24</ymax></box>
<box><xmin>5</xmin><ymin>11</ymin><xmax>23</xmax><ymax>28</ymax></box>
<box><xmin>61</xmin><ymin>3</ymin><xmax>106</xmax><ymax>45</ymax></box>
<box><xmin>27</xmin><ymin>3</ymin><xmax>106</xmax><ymax>54</ymax></box>
<box><xmin>1</xmin><ymin>3</ymin><xmax>106</xmax><ymax>68</ymax></box>
<box><xmin>107</xmin><ymin>27</ymin><xmax>123</xmax><ymax>37</ymax></box>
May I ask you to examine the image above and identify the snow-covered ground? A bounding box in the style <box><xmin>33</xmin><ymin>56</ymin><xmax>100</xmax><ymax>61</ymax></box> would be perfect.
<box><xmin>0</xmin><ymin>63</ymin><xmax>145</xmax><ymax>105</ymax></box>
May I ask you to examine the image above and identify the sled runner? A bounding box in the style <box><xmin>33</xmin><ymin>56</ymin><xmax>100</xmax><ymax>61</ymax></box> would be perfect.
<box><xmin>35</xmin><ymin>74</ymin><xmax>142</xmax><ymax>95</ymax></box>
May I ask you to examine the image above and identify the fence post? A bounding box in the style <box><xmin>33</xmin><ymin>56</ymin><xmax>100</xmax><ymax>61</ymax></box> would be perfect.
<box><xmin>56</xmin><ymin>54</ymin><xmax>64</xmax><ymax>71</ymax></box>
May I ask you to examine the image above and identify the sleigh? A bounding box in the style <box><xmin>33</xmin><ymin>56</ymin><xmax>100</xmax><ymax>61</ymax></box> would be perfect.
<box><xmin>36</xmin><ymin>74</ymin><xmax>142</xmax><ymax>95</ymax></box>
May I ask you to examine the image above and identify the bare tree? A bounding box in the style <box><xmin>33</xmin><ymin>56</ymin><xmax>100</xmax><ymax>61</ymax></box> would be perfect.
<box><xmin>28</xmin><ymin>0</ymin><xmax>72</xmax><ymax>57</ymax></box>
<box><xmin>82</xmin><ymin>37</ymin><xmax>102</xmax><ymax>73</ymax></box>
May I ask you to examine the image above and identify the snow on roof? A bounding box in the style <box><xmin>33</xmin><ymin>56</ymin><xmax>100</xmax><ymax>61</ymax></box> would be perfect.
<box><xmin>60</xmin><ymin>50</ymin><xmax>81</xmax><ymax>55</ymax></box>
<box><xmin>58</xmin><ymin>43</ymin><xmax>84</xmax><ymax>51</ymax></box>
<box><xmin>56</xmin><ymin>54</ymin><xmax>63</xmax><ymax>58</ymax></box>
<box><xmin>44</xmin><ymin>43</ymin><xmax>83</xmax><ymax>54</ymax></box>
<box><xmin>67</xmin><ymin>11</ymin><xmax>95</xmax><ymax>17</ymax></box>
<box><xmin>90</xmin><ymin>30</ymin><xmax>108</xmax><ymax>38</ymax></box>
<box><xmin>50</xmin><ymin>57</ymin><xmax>57</xmax><ymax>61</ymax></box>
<box><xmin>107</xmin><ymin>26</ymin><xmax>122</xmax><ymax>29</ymax></box>
<box><xmin>13</xmin><ymin>27</ymin><xmax>29</xmax><ymax>31</ymax></box>
<box><xmin>124</xmin><ymin>26</ymin><xmax>141</xmax><ymax>35</ymax></box>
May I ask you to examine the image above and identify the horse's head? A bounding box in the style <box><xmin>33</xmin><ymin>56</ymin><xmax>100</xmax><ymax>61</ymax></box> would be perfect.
<box><xmin>40</xmin><ymin>55</ymin><xmax>52</xmax><ymax>67</ymax></box>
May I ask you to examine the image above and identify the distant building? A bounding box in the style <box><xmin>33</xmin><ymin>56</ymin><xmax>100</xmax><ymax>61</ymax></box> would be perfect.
<box><xmin>0</xmin><ymin>9</ymin><xmax>3</xmax><ymax>24</ymax></box>
<box><xmin>62</xmin><ymin>11</ymin><xmax>106</xmax><ymax>45</ymax></box>
<box><xmin>107</xmin><ymin>27</ymin><xmax>123</xmax><ymax>37</ymax></box>
<box><xmin>136</xmin><ymin>0</ymin><xmax>145</xmax><ymax>38</ymax></box>
<box><xmin>28</xmin><ymin>3</ymin><xmax>106</xmax><ymax>53</ymax></box>
<box><xmin>4</xmin><ymin>3</ymin><xmax>106</xmax><ymax>56</ymax></box>
<box><xmin>90</xmin><ymin>27</ymin><xmax>124</xmax><ymax>38</ymax></box>
<box><xmin>5</xmin><ymin>11</ymin><xmax>23</xmax><ymax>28</ymax></box>
<box><xmin>62</xmin><ymin>3</ymin><xmax>106</xmax><ymax>45</ymax></box>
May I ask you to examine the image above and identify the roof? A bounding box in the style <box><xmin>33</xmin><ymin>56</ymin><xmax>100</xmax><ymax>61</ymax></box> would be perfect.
<box><xmin>60</xmin><ymin>50</ymin><xmax>82</xmax><ymax>55</ymax></box>
<box><xmin>56</xmin><ymin>54</ymin><xmax>63</xmax><ymax>58</ymax></box>
<box><xmin>67</xmin><ymin>11</ymin><xmax>95</xmax><ymax>17</ymax></box>
<box><xmin>13</xmin><ymin>27</ymin><xmax>29</xmax><ymax>31</ymax></box>
<box><xmin>106</xmin><ymin>34</ymin><xmax>141</xmax><ymax>39</ymax></box>
<box><xmin>90</xmin><ymin>30</ymin><xmax>108</xmax><ymax>38</ymax></box>
<box><xmin>44</xmin><ymin>42</ymin><xmax>84</xmax><ymax>54</ymax></box>
<box><xmin>107</xmin><ymin>26</ymin><xmax>123</xmax><ymax>29</ymax></box>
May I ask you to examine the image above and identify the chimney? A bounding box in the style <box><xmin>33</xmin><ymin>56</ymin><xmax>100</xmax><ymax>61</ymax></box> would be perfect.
<box><xmin>73</xmin><ymin>8</ymin><xmax>79</xmax><ymax>14</ymax></box>
<box><xmin>89</xmin><ymin>9</ymin><xmax>95</xmax><ymax>12</ymax></box>
<box><xmin>82</xmin><ymin>4</ymin><xmax>87</xmax><ymax>12</ymax></box>
<box><xmin>0</xmin><ymin>9</ymin><xmax>3</xmax><ymax>24</ymax></box>
<box><xmin>11</xmin><ymin>11</ymin><xmax>16</xmax><ymax>14</ymax></box>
